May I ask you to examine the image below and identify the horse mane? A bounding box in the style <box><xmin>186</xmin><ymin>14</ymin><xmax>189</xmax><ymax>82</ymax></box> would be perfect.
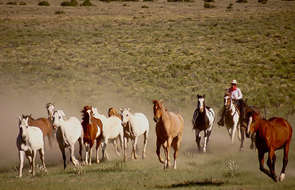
<box><xmin>46</xmin><ymin>103</ymin><xmax>54</xmax><ymax>109</ymax></box>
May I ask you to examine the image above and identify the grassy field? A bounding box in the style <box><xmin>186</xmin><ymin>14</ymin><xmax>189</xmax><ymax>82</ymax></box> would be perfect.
<box><xmin>0</xmin><ymin>0</ymin><xmax>295</xmax><ymax>189</ymax></box>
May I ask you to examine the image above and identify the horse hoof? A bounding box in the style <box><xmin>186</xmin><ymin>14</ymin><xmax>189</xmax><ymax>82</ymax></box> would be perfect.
<box><xmin>279</xmin><ymin>173</ymin><xmax>285</xmax><ymax>182</ymax></box>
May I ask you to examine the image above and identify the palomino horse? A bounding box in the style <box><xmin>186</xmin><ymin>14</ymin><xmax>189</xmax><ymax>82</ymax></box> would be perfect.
<box><xmin>223</xmin><ymin>93</ymin><xmax>244</xmax><ymax>150</ymax></box>
<box><xmin>22</xmin><ymin>114</ymin><xmax>54</xmax><ymax>147</ymax></box>
<box><xmin>92</xmin><ymin>107</ymin><xmax>123</xmax><ymax>160</ymax></box>
<box><xmin>53</xmin><ymin>110</ymin><xmax>83</xmax><ymax>169</ymax></box>
<box><xmin>81</xmin><ymin>106</ymin><xmax>103</xmax><ymax>165</ymax></box>
<box><xmin>192</xmin><ymin>95</ymin><xmax>215</xmax><ymax>152</ymax></box>
<box><xmin>17</xmin><ymin>116</ymin><xmax>47</xmax><ymax>177</ymax></box>
<box><xmin>121</xmin><ymin>108</ymin><xmax>149</xmax><ymax>161</ymax></box>
<box><xmin>246</xmin><ymin>110</ymin><xmax>292</xmax><ymax>182</ymax></box>
<box><xmin>152</xmin><ymin>100</ymin><xmax>184</xmax><ymax>169</ymax></box>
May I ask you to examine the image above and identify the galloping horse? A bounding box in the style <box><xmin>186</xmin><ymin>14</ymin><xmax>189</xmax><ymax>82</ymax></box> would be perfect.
<box><xmin>53</xmin><ymin>110</ymin><xmax>83</xmax><ymax>169</ymax></box>
<box><xmin>22</xmin><ymin>114</ymin><xmax>54</xmax><ymax>147</ymax></box>
<box><xmin>223</xmin><ymin>93</ymin><xmax>244</xmax><ymax>150</ymax></box>
<box><xmin>81</xmin><ymin>106</ymin><xmax>103</xmax><ymax>165</ymax></box>
<box><xmin>121</xmin><ymin>108</ymin><xmax>149</xmax><ymax>161</ymax></box>
<box><xmin>246</xmin><ymin>110</ymin><xmax>292</xmax><ymax>182</ymax></box>
<box><xmin>92</xmin><ymin>107</ymin><xmax>123</xmax><ymax>160</ymax></box>
<box><xmin>152</xmin><ymin>100</ymin><xmax>184</xmax><ymax>169</ymax></box>
<box><xmin>108</xmin><ymin>107</ymin><xmax>132</xmax><ymax>148</ymax></box>
<box><xmin>17</xmin><ymin>116</ymin><xmax>47</xmax><ymax>177</ymax></box>
<box><xmin>192</xmin><ymin>95</ymin><xmax>215</xmax><ymax>152</ymax></box>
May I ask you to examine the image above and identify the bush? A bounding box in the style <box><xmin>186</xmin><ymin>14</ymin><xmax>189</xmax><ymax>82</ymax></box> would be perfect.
<box><xmin>204</xmin><ymin>0</ymin><xmax>214</xmax><ymax>2</ymax></box>
<box><xmin>6</xmin><ymin>1</ymin><xmax>17</xmax><ymax>5</ymax></box>
<box><xmin>80</xmin><ymin>0</ymin><xmax>94</xmax><ymax>6</ymax></box>
<box><xmin>167</xmin><ymin>0</ymin><xmax>194</xmax><ymax>2</ymax></box>
<box><xmin>143</xmin><ymin>0</ymin><xmax>153</xmax><ymax>1</ymax></box>
<box><xmin>141</xmin><ymin>5</ymin><xmax>149</xmax><ymax>8</ymax></box>
<box><xmin>226</xmin><ymin>2</ymin><xmax>233</xmax><ymax>10</ymax></box>
<box><xmin>55</xmin><ymin>10</ymin><xmax>65</xmax><ymax>14</ymax></box>
<box><xmin>236</xmin><ymin>0</ymin><xmax>247</xmax><ymax>3</ymax></box>
<box><xmin>61</xmin><ymin>0</ymin><xmax>78</xmax><ymax>6</ymax></box>
<box><xmin>38</xmin><ymin>1</ymin><xmax>50</xmax><ymax>6</ymax></box>
<box><xmin>204</xmin><ymin>2</ymin><xmax>215</xmax><ymax>8</ymax></box>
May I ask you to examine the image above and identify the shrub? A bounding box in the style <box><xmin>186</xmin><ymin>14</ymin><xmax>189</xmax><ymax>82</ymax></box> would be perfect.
<box><xmin>61</xmin><ymin>0</ymin><xmax>78</xmax><ymax>6</ymax></box>
<box><xmin>204</xmin><ymin>2</ymin><xmax>215</xmax><ymax>8</ymax></box>
<box><xmin>19</xmin><ymin>1</ymin><xmax>27</xmax><ymax>5</ymax></box>
<box><xmin>141</xmin><ymin>5</ymin><xmax>148</xmax><ymax>8</ymax></box>
<box><xmin>204</xmin><ymin>0</ymin><xmax>214</xmax><ymax>2</ymax></box>
<box><xmin>55</xmin><ymin>10</ymin><xmax>65</xmax><ymax>14</ymax></box>
<box><xmin>80</xmin><ymin>0</ymin><xmax>94</xmax><ymax>6</ymax></box>
<box><xmin>6</xmin><ymin>1</ymin><xmax>17</xmax><ymax>5</ymax></box>
<box><xmin>226</xmin><ymin>2</ymin><xmax>233</xmax><ymax>10</ymax></box>
<box><xmin>236</xmin><ymin>0</ymin><xmax>247</xmax><ymax>3</ymax></box>
<box><xmin>167</xmin><ymin>0</ymin><xmax>194</xmax><ymax>2</ymax></box>
<box><xmin>143</xmin><ymin>0</ymin><xmax>153</xmax><ymax>1</ymax></box>
<box><xmin>38</xmin><ymin>1</ymin><xmax>50</xmax><ymax>6</ymax></box>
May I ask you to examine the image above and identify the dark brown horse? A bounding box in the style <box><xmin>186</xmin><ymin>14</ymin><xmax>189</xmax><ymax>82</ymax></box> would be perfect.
<box><xmin>22</xmin><ymin>114</ymin><xmax>54</xmax><ymax>147</ymax></box>
<box><xmin>246</xmin><ymin>110</ymin><xmax>292</xmax><ymax>182</ymax></box>
<box><xmin>81</xmin><ymin>106</ymin><xmax>103</xmax><ymax>165</ymax></box>
<box><xmin>153</xmin><ymin>100</ymin><xmax>184</xmax><ymax>169</ymax></box>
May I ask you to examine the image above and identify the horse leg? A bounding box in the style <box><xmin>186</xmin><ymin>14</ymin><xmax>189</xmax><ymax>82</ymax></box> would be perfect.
<box><xmin>39</xmin><ymin>148</ymin><xmax>47</xmax><ymax>173</ymax></box>
<box><xmin>132</xmin><ymin>136</ymin><xmax>138</xmax><ymax>159</ymax></box>
<box><xmin>102</xmin><ymin>141</ymin><xmax>107</xmax><ymax>161</ymax></box>
<box><xmin>203</xmin><ymin>130</ymin><xmax>208</xmax><ymax>153</ymax></box>
<box><xmin>142</xmin><ymin>131</ymin><xmax>148</xmax><ymax>159</ymax></box>
<box><xmin>60</xmin><ymin>146</ymin><xmax>67</xmax><ymax>169</ymax></box>
<box><xmin>70</xmin><ymin>144</ymin><xmax>79</xmax><ymax>167</ymax></box>
<box><xmin>231</xmin><ymin>122</ymin><xmax>238</xmax><ymax>144</ymax></box>
<box><xmin>96</xmin><ymin>138</ymin><xmax>102</xmax><ymax>164</ymax></box>
<box><xmin>195</xmin><ymin>129</ymin><xmax>201</xmax><ymax>152</ymax></box>
<box><xmin>18</xmin><ymin>151</ymin><xmax>25</xmax><ymax>177</ymax></box>
<box><xmin>31</xmin><ymin>150</ymin><xmax>36</xmax><ymax>176</ymax></box>
<box><xmin>85</xmin><ymin>143</ymin><xmax>90</xmax><ymax>165</ymax></box>
<box><xmin>123</xmin><ymin>137</ymin><xmax>127</xmax><ymax>162</ymax></box>
<box><xmin>239</xmin><ymin>127</ymin><xmax>245</xmax><ymax>151</ymax></box>
<box><xmin>89</xmin><ymin>144</ymin><xmax>93</xmax><ymax>165</ymax></box>
<box><xmin>164</xmin><ymin>137</ymin><xmax>172</xmax><ymax>169</ymax></box>
<box><xmin>258</xmin><ymin>150</ymin><xmax>273</xmax><ymax>180</ymax></box>
<box><xmin>156</xmin><ymin>138</ymin><xmax>164</xmax><ymax>164</ymax></box>
<box><xmin>78</xmin><ymin>137</ymin><xmax>83</xmax><ymax>162</ymax></box>
<box><xmin>279</xmin><ymin>142</ymin><xmax>290</xmax><ymax>182</ymax></box>
<box><xmin>267</xmin><ymin>149</ymin><xmax>277</xmax><ymax>182</ymax></box>
<box><xmin>172</xmin><ymin>136</ymin><xmax>182</xmax><ymax>169</ymax></box>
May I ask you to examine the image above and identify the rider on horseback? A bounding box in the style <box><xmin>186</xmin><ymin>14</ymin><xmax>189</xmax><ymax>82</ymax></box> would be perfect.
<box><xmin>218</xmin><ymin>80</ymin><xmax>244</xmax><ymax>126</ymax></box>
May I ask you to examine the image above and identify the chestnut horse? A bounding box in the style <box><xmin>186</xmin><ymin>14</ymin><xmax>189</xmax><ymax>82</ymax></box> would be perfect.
<box><xmin>22</xmin><ymin>114</ymin><xmax>54</xmax><ymax>147</ymax></box>
<box><xmin>81</xmin><ymin>106</ymin><xmax>103</xmax><ymax>165</ymax></box>
<box><xmin>152</xmin><ymin>100</ymin><xmax>184</xmax><ymax>169</ymax></box>
<box><xmin>246</xmin><ymin>110</ymin><xmax>292</xmax><ymax>182</ymax></box>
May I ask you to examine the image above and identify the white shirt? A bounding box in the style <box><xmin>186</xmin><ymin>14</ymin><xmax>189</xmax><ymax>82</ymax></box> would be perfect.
<box><xmin>228</xmin><ymin>88</ymin><xmax>243</xmax><ymax>100</ymax></box>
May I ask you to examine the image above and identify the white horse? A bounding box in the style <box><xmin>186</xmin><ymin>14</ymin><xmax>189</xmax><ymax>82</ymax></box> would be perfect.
<box><xmin>92</xmin><ymin>107</ymin><xmax>123</xmax><ymax>160</ymax></box>
<box><xmin>17</xmin><ymin>116</ymin><xmax>47</xmax><ymax>177</ymax></box>
<box><xmin>224</xmin><ymin>94</ymin><xmax>241</xmax><ymax>144</ymax></box>
<box><xmin>52</xmin><ymin>110</ymin><xmax>83</xmax><ymax>169</ymax></box>
<box><xmin>121</xmin><ymin>108</ymin><xmax>149</xmax><ymax>161</ymax></box>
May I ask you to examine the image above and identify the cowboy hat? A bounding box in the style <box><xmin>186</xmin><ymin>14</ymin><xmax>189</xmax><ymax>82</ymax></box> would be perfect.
<box><xmin>231</xmin><ymin>79</ymin><xmax>237</xmax><ymax>84</ymax></box>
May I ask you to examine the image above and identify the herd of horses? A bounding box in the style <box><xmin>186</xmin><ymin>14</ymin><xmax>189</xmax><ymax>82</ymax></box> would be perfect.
<box><xmin>16</xmin><ymin>96</ymin><xmax>292</xmax><ymax>182</ymax></box>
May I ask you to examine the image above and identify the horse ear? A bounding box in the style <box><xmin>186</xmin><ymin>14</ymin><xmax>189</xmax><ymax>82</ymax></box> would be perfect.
<box><xmin>152</xmin><ymin>100</ymin><xmax>157</xmax><ymax>104</ymax></box>
<box><xmin>203</xmin><ymin>94</ymin><xmax>206</xmax><ymax>98</ymax></box>
<box><xmin>19</xmin><ymin>116</ymin><xmax>22</xmax><ymax>122</ymax></box>
<box><xmin>119</xmin><ymin>108</ymin><xmax>123</xmax><ymax>112</ymax></box>
<box><xmin>127</xmin><ymin>108</ymin><xmax>130</xmax><ymax>111</ymax></box>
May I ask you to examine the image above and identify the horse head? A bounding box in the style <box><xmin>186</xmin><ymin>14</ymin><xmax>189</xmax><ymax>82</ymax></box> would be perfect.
<box><xmin>152</xmin><ymin>100</ymin><xmax>165</xmax><ymax>123</ymax></box>
<box><xmin>46</xmin><ymin>103</ymin><xmax>55</xmax><ymax>120</ymax></box>
<box><xmin>224</xmin><ymin>93</ymin><xmax>231</xmax><ymax>110</ymax></box>
<box><xmin>52</xmin><ymin>110</ymin><xmax>66</xmax><ymax>129</ymax></box>
<box><xmin>246</xmin><ymin>109</ymin><xmax>261</xmax><ymax>137</ymax></box>
<box><xmin>18</xmin><ymin>115</ymin><xmax>29</xmax><ymax>142</ymax></box>
<box><xmin>121</xmin><ymin>108</ymin><xmax>131</xmax><ymax>125</ymax></box>
<box><xmin>197</xmin><ymin>94</ymin><xmax>206</xmax><ymax>113</ymax></box>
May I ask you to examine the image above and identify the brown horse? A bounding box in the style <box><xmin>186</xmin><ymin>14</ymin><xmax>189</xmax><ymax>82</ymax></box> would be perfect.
<box><xmin>81</xmin><ymin>106</ymin><xmax>103</xmax><ymax>165</ymax></box>
<box><xmin>22</xmin><ymin>114</ymin><xmax>54</xmax><ymax>147</ymax></box>
<box><xmin>246</xmin><ymin>110</ymin><xmax>292</xmax><ymax>182</ymax></box>
<box><xmin>152</xmin><ymin>100</ymin><xmax>184</xmax><ymax>169</ymax></box>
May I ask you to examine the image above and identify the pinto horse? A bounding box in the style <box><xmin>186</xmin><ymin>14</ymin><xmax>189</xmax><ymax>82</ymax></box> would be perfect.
<box><xmin>152</xmin><ymin>100</ymin><xmax>184</xmax><ymax>169</ymax></box>
<box><xmin>22</xmin><ymin>114</ymin><xmax>54</xmax><ymax>147</ymax></box>
<box><xmin>246</xmin><ymin>110</ymin><xmax>292</xmax><ymax>182</ymax></box>
<box><xmin>223</xmin><ymin>93</ymin><xmax>245</xmax><ymax>150</ymax></box>
<box><xmin>81</xmin><ymin>106</ymin><xmax>103</xmax><ymax>165</ymax></box>
<box><xmin>192</xmin><ymin>95</ymin><xmax>215</xmax><ymax>152</ymax></box>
